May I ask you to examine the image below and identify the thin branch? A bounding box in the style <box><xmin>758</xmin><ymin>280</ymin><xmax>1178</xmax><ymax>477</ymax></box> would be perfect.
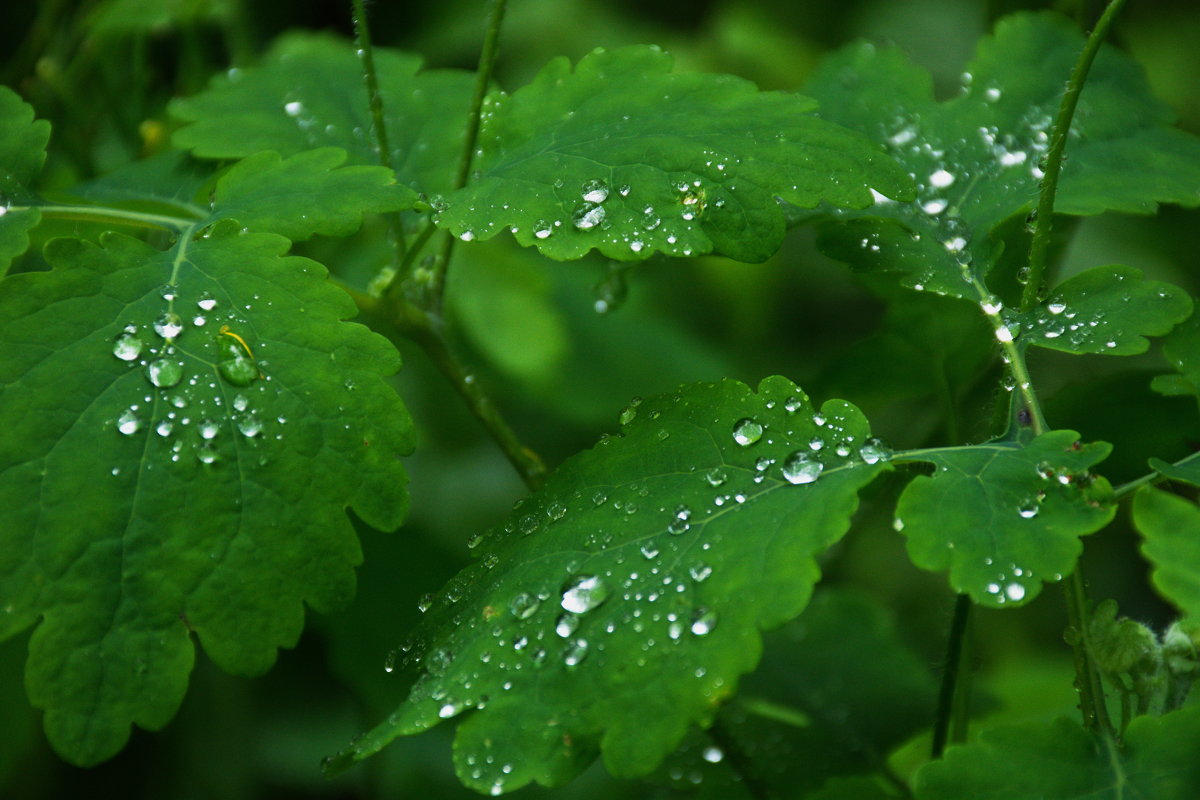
<box><xmin>932</xmin><ymin>594</ymin><xmax>974</xmax><ymax>758</ymax></box>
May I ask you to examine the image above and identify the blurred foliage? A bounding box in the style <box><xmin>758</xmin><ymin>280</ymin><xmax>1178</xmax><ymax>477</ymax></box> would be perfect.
<box><xmin>2</xmin><ymin>0</ymin><xmax>1198</xmax><ymax>797</ymax></box>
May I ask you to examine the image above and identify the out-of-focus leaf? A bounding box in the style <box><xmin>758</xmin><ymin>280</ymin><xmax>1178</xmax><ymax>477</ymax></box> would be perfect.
<box><xmin>1133</xmin><ymin>488</ymin><xmax>1200</xmax><ymax>618</ymax></box>
<box><xmin>0</xmin><ymin>87</ymin><xmax>49</xmax><ymax>273</ymax></box>
<box><xmin>1153</xmin><ymin>312</ymin><xmax>1200</xmax><ymax>404</ymax></box>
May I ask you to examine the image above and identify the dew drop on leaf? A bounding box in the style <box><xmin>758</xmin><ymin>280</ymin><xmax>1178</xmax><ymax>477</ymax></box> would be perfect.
<box><xmin>218</xmin><ymin>355</ymin><xmax>258</xmax><ymax>387</ymax></box>
<box><xmin>153</xmin><ymin>312</ymin><xmax>184</xmax><ymax>340</ymax></box>
<box><xmin>781</xmin><ymin>452</ymin><xmax>823</xmax><ymax>485</ymax></box>
<box><xmin>196</xmin><ymin>443</ymin><xmax>219</xmax><ymax>464</ymax></box>
<box><xmin>690</xmin><ymin>608</ymin><xmax>718</xmax><ymax>635</ymax></box>
<box><xmin>555</xmin><ymin>612</ymin><xmax>580</xmax><ymax>638</ymax></box>
<box><xmin>560</xmin><ymin>575</ymin><xmax>610</xmax><ymax>613</ymax></box>
<box><xmin>1005</xmin><ymin>583</ymin><xmax>1026</xmax><ymax>602</ymax></box>
<box><xmin>509</xmin><ymin>593</ymin><xmax>541</xmax><ymax>620</ymax></box>
<box><xmin>732</xmin><ymin>417</ymin><xmax>763</xmax><ymax>446</ymax></box>
<box><xmin>198</xmin><ymin>419</ymin><xmax>219</xmax><ymax>440</ymax></box>
<box><xmin>146</xmin><ymin>358</ymin><xmax>183</xmax><ymax>388</ymax></box>
<box><xmin>572</xmin><ymin>203</ymin><xmax>606</xmax><ymax>230</ymax></box>
<box><xmin>112</xmin><ymin>332</ymin><xmax>143</xmax><ymax>361</ymax></box>
<box><xmin>704</xmin><ymin>468</ymin><xmax>727</xmax><ymax>487</ymax></box>
<box><xmin>237</xmin><ymin>415</ymin><xmax>262</xmax><ymax>438</ymax></box>
<box><xmin>563</xmin><ymin>638</ymin><xmax>589</xmax><ymax>667</ymax></box>
<box><xmin>859</xmin><ymin>437</ymin><xmax>892</xmax><ymax>464</ymax></box>
<box><xmin>580</xmin><ymin>179</ymin><xmax>609</xmax><ymax>203</ymax></box>
<box><xmin>117</xmin><ymin>408</ymin><xmax>140</xmax><ymax>435</ymax></box>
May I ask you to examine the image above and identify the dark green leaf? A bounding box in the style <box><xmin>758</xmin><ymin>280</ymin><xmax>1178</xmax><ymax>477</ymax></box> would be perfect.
<box><xmin>435</xmin><ymin>45</ymin><xmax>915</xmax><ymax>263</ymax></box>
<box><xmin>896</xmin><ymin>430</ymin><xmax>1115</xmax><ymax>607</ymax></box>
<box><xmin>325</xmin><ymin>377</ymin><xmax>890</xmax><ymax>792</ymax></box>
<box><xmin>170</xmin><ymin>32</ymin><xmax>474</xmax><ymax>196</ymax></box>
<box><xmin>67</xmin><ymin>150</ymin><xmax>213</xmax><ymax>217</ymax></box>
<box><xmin>0</xmin><ymin>222</ymin><xmax>414</xmax><ymax>765</ymax></box>
<box><xmin>1148</xmin><ymin>456</ymin><xmax>1200</xmax><ymax>487</ymax></box>
<box><xmin>915</xmin><ymin>709</ymin><xmax>1200</xmax><ymax>799</ymax></box>
<box><xmin>1153</xmin><ymin>312</ymin><xmax>1200</xmax><ymax>404</ymax></box>
<box><xmin>0</xmin><ymin>87</ymin><xmax>50</xmax><ymax>273</ymax></box>
<box><xmin>1015</xmin><ymin>266</ymin><xmax>1191</xmax><ymax>355</ymax></box>
<box><xmin>1133</xmin><ymin>488</ymin><xmax>1200</xmax><ymax>618</ymax></box>
<box><xmin>804</xmin><ymin>11</ymin><xmax>1200</xmax><ymax>298</ymax></box>
<box><xmin>208</xmin><ymin>148</ymin><xmax>417</xmax><ymax>241</ymax></box>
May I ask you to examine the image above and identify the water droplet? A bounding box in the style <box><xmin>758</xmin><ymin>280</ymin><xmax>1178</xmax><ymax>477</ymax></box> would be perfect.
<box><xmin>237</xmin><ymin>415</ymin><xmax>262</xmax><ymax>437</ymax></box>
<box><xmin>563</xmin><ymin>638</ymin><xmax>589</xmax><ymax>666</ymax></box>
<box><xmin>459</xmin><ymin>230</ymin><xmax>476</xmax><ymax>242</ymax></box>
<box><xmin>619</xmin><ymin>397</ymin><xmax>641</xmax><ymax>425</ymax></box>
<box><xmin>156</xmin><ymin>419</ymin><xmax>173</xmax><ymax>437</ymax></box>
<box><xmin>732</xmin><ymin>417</ymin><xmax>763</xmax><ymax>446</ymax></box>
<box><xmin>197</xmin><ymin>294</ymin><xmax>217</xmax><ymax>311</ymax></box>
<box><xmin>533</xmin><ymin>220</ymin><xmax>553</xmax><ymax>239</ymax></box>
<box><xmin>546</xmin><ymin>502</ymin><xmax>567</xmax><ymax>521</ymax></box>
<box><xmin>689</xmin><ymin>563</ymin><xmax>712</xmax><ymax>582</ymax></box>
<box><xmin>572</xmin><ymin>203</ymin><xmax>606</xmax><ymax>230</ymax></box>
<box><xmin>555</xmin><ymin>613</ymin><xmax>580</xmax><ymax>638</ymax></box>
<box><xmin>112</xmin><ymin>332</ymin><xmax>143</xmax><ymax>361</ymax></box>
<box><xmin>1017</xmin><ymin>499</ymin><xmax>1039</xmax><ymax>519</ymax></box>
<box><xmin>702</xmin><ymin>746</ymin><xmax>724</xmax><ymax>764</ymax></box>
<box><xmin>580</xmin><ymin>179</ymin><xmax>609</xmax><ymax>204</ymax></box>
<box><xmin>691</xmin><ymin>608</ymin><xmax>718</xmax><ymax>635</ymax></box>
<box><xmin>284</xmin><ymin>101</ymin><xmax>303</xmax><ymax>116</ymax></box>
<box><xmin>858</xmin><ymin>437</ymin><xmax>892</xmax><ymax>465</ymax></box>
<box><xmin>560</xmin><ymin>575</ymin><xmax>610</xmax><ymax>613</ymax></box>
<box><xmin>218</xmin><ymin>355</ymin><xmax>258</xmax><ymax>387</ymax></box>
<box><xmin>640</xmin><ymin>543</ymin><xmax>660</xmax><ymax>559</ymax></box>
<box><xmin>146</xmin><ymin>358</ymin><xmax>183</xmax><ymax>388</ymax></box>
<box><xmin>781</xmin><ymin>452</ymin><xmax>823</xmax><ymax>485</ymax></box>
<box><xmin>1047</xmin><ymin>301</ymin><xmax>1066</xmax><ymax>315</ymax></box>
<box><xmin>1005</xmin><ymin>583</ymin><xmax>1026</xmax><ymax>602</ymax></box>
<box><xmin>117</xmin><ymin>408</ymin><xmax>141</xmax><ymax>435</ymax></box>
<box><xmin>153</xmin><ymin>312</ymin><xmax>184</xmax><ymax>340</ymax></box>
<box><xmin>417</xmin><ymin>593</ymin><xmax>434</xmax><ymax>613</ymax></box>
<box><xmin>929</xmin><ymin>169</ymin><xmax>955</xmax><ymax>188</ymax></box>
<box><xmin>198</xmin><ymin>419</ymin><xmax>219</xmax><ymax>440</ymax></box>
<box><xmin>196</xmin><ymin>443</ymin><xmax>219</xmax><ymax>464</ymax></box>
<box><xmin>509</xmin><ymin>593</ymin><xmax>541</xmax><ymax>620</ymax></box>
<box><xmin>705</xmin><ymin>468</ymin><xmax>727</xmax><ymax>487</ymax></box>
<box><xmin>668</xmin><ymin>504</ymin><xmax>692</xmax><ymax>535</ymax></box>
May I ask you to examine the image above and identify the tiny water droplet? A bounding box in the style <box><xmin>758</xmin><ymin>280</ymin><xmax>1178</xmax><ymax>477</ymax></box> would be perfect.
<box><xmin>198</xmin><ymin>419</ymin><xmax>219</xmax><ymax>440</ymax></box>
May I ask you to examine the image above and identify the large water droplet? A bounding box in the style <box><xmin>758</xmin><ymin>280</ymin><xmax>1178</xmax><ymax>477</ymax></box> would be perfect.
<box><xmin>691</xmin><ymin>608</ymin><xmax>718</xmax><ymax>635</ymax></box>
<box><xmin>112</xmin><ymin>332</ymin><xmax>143</xmax><ymax>361</ymax></box>
<box><xmin>153</xmin><ymin>312</ymin><xmax>184</xmax><ymax>340</ymax></box>
<box><xmin>781</xmin><ymin>452</ymin><xmax>823</xmax><ymax>485</ymax></box>
<box><xmin>858</xmin><ymin>437</ymin><xmax>892</xmax><ymax>465</ymax></box>
<box><xmin>560</xmin><ymin>575</ymin><xmax>610</xmax><ymax>614</ymax></box>
<box><xmin>218</xmin><ymin>355</ymin><xmax>258</xmax><ymax>387</ymax></box>
<box><xmin>198</xmin><ymin>419</ymin><xmax>220</xmax><ymax>440</ymax></box>
<box><xmin>555</xmin><ymin>612</ymin><xmax>580</xmax><ymax>638</ymax></box>
<box><xmin>146</xmin><ymin>358</ymin><xmax>183</xmax><ymax>388</ymax></box>
<box><xmin>237</xmin><ymin>415</ymin><xmax>262</xmax><ymax>438</ymax></box>
<box><xmin>196</xmin><ymin>443</ymin><xmax>218</xmax><ymax>464</ymax></box>
<box><xmin>509</xmin><ymin>593</ymin><xmax>541</xmax><ymax>620</ymax></box>
<box><xmin>580</xmin><ymin>179</ymin><xmax>609</xmax><ymax>204</ymax></box>
<box><xmin>572</xmin><ymin>203</ymin><xmax>606</xmax><ymax>230</ymax></box>
<box><xmin>117</xmin><ymin>409</ymin><xmax>141</xmax><ymax>435</ymax></box>
<box><xmin>732</xmin><ymin>417</ymin><xmax>763</xmax><ymax>446</ymax></box>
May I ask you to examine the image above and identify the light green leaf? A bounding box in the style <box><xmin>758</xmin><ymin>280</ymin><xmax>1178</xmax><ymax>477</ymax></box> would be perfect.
<box><xmin>1148</xmin><ymin>456</ymin><xmax>1200</xmax><ymax>487</ymax></box>
<box><xmin>1152</xmin><ymin>312</ymin><xmax>1200</xmax><ymax>403</ymax></box>
<box><xmin>325</xmin><ymin>377</ymin><xmax>891</xmax><ymax>792</ymax></box>
<box><xmin>0</xmin><ymin>87</ymin><xmax>50</xmax><ymax>274</ymax></box>
<box><xmin>208</xmin><ymin>148</ymin><xmax>417</xmax><ymax>241</ymax></box>
<box><xmin>1015</xmin><ymin>266</ymin><xmax>1192</xmax><ymax>355</ymax></box>
<box><xmin>804</xmin><ymin>11</ymin><xmax>1200</xmax><ymax>298</ymax></box>
<box><xmin>170</xmin><ymin>32</ymin><xmax>474</xmax><ymax>196</ymax></box>
<box><xmin>915</xmin><ymin>709</ymin><xmax>1200</xmax><ymax>800</ymax></box>
<box><xmin>67</xmin><ymin>150</ymin><xmax>213</xmax><ymax>217</ymax></box>
<box><xmin>896</xmin><ymin>430</ymin><xmax>1115</xmax><ymax>607</ymax></box>
<box><xmin>0</xmin><ymin>221</ymin><xmax>414</xmax><ymax>766</ymax></box>
<box><xmin>434</xmin><ymin>45</ymin><xmax>915</xmax><ymax>263</ymax></box>
<box><xmin>1134</xmin><ymin>488</ymin><xmax>1200</xmax><ymax>618</ymax></box>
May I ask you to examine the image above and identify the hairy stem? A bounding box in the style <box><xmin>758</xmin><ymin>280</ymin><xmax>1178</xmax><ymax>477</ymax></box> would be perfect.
<box><xmin>19</xmin><ymin>203</ymin><xmax>203</xmax><ymax>231</ymax></box>
<box><xmin>932</xmin><ymin>594</ymin><xmax>974</xmax><ymax>758</ymax></box>
<box><xmin>1064</xmin><ymin>568</ymin><xmax>1116</xmax><ymax>736</ymax></box>
<box><xmin>1021</xmin><ymin>0</ymin><xmax>1128</xmax><ymax>312</ymax></box>
<box><xmin>427</xmin><ymin>0</ymin><xmax>508</xmax><ymax>310</ymax></box>
<box><xmin>351</xmin><ymin>0</ymin><xmax>408</xmax><ymax>262</ymax></box>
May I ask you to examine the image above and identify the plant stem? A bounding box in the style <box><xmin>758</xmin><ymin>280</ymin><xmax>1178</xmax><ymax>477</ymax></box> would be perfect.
<box><xmin>21</xmin><ymin>203</ymin><xmax>202</xmax><ymax>231</ymax></box>
<box><xmin>1021</xmin><ymin>0</ymin><xmax>1128</xmax><ymax>312</ymax></box>
<box><xmin>344</xmin><ymin>285</ymin><xmax>547</xmax><ymax>492</ymax></box>
<box><xmin>932</xmin><ymin>594</ymin><xmax>974</xmax><ymax>757</ymax></box>
<box><xmin>427</xmin><ymin>0</ymin><xmax>508</xmax><ymax>310</ymax></box>
<box><xmin>1064</xmin><ymin>569</ymin><xmax>1116</xmax><ymax>736</ymax></box>
<box><xmin>351</xmin><ymin>0</ymin><xmax>408</xmax><ymax>261</ymax></box>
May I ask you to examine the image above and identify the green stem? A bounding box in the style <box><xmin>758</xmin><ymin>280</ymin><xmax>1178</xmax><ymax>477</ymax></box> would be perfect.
<box><xmin>427</xmin><ymin>0</ymin><xmax>508</xmax><ymax>310</ymax></box>
<box><xmin>1114</xmin><ymin>450</ymin><xmax>1200</xmax><ymax>497</ymax></box>
<box><xmin>19</xmin><ymin>203</ymin><xmax>201</xmax><ymax>231</ymax></box>
<box><xmin>344</xmin><ymin>285</ymin><xmax>547</xmax><ymax>492</ymax></box>
<box><xmin>1021</xmin><ymin>0</ymin><xmax>1128</xmax><ymax>312</ymax></box>
<box><xmin>1064</xmin><ymin>569</ymin><xmax>1116</xmax><ymax>736</ymax></box>
<box><xmin>932</xmin><ymin>594</ymin><xmax>974</xmax><ymax>757</ymax></box>
<box><xmin>351</xmin><ymin>0</ymin><xmax>408</xmax><ymax>263</ymax></box>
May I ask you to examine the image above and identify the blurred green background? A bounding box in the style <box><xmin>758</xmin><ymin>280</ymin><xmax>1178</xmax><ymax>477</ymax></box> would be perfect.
<box><xmin>2</xmin><ymin>0</ymin><xmax>1198</xmax><ymax>797</ymax></box>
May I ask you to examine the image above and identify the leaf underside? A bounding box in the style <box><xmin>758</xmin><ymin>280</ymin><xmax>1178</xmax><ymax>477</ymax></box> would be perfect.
<box><xmin>435</xmin><ymin>45</ymin><xmax>915</xmax><ymax>263</ymax></box>
<box><xmin>326</xmin><ymin>376</ymin><xmax>890</xmax><ymax>793</ymax></box>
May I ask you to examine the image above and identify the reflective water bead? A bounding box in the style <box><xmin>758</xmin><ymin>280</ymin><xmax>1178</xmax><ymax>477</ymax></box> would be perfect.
<box><xmin>555</xmin><ymin>613</ymin><xmax>580</xmax><ymax>638</ymax></box>
<box><xmin>112</xmin><ymin>332</ymin><xmax>143</xmax><ymax>361</ymax></box>
<box><xmin>563</xmin><ymin>638</ymin><xmax>589</xmax><ymax>667</ymax></box>
<box><xmin>580</xmin><ymin>179</ymin><xmax>609</xmax><ymax>204</ymax></box>
<box><xmin>781</xmin><ymin>452</ymin><xmax>823</xmax><ymax>485</ymax></box>
<box><xmin>560</xmin><ymin>575</ymin><xmax>610</xmax><ymax>613</ymax></box>
<box><xmin>704</xmin><ymin>468</ymin><xmax>727</xmax><ymax>487</ymax></box>
<box><xmin>237</xmin><ymin>415</ymin><xmax>262</xmax><ymax>437</ymax></box>
<box><xmin>146</xmin><ymin>358</ymin><xmax>183</xmax><ymax>388</ymax></box>
<box><xmin>731</xmin><ymin>417</ymin><xmax>763</xmax><ymax>446</ymax></box>
<box><xmin>117</xmin><ymin>409</ymin><xmax>140</xmax><ymax>435</ymax></box>
<box><xmin>509</xmin><ymin>593</ymin><xmax>541</xmax><ymax>620</ymax></box>
<box><xmin>198</xmin><ymin>419</ymin><xmax>220</xmax><ymax>439</ymax></box>
<box><xmin>691</xmin><ymin>609</ymin><xmax>718</xmax><ymax>635</ymax></box>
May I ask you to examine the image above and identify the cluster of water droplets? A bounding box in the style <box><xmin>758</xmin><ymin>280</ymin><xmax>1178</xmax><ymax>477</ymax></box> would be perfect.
<box><xmin>107</xmin><ymin>283</ymin><xmax>282</xmax><ymax>468</ymax></box>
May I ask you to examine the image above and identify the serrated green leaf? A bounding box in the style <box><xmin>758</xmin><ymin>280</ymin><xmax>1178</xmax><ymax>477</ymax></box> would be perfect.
<box><xmin>804</xmin><ymin>11</ymin><xmax>1200</xmax><ymax>298</ymax></box>
<box><xmin>1154</xmin><ymin>312</ymin><xmax>1200</xmax><ymax>405</ymax></box>
<box><xmin>325</xmin><ymin>377</ymin><xmax>891</xmax><ymax>792</ymax></box>
<box><xmin>1014</xmin><ymin>266</ymin><xmax>1192</xmax><ymax>355</ymax></box>
<box><xmin>208</xmin><ymin>148</ymin><xmax>417</xmax><ymax>241</ymax></box>
<box><xmin>915</xmin><ymin>709</ymin><xmax>1200</xmax><ymax>800</ymax></box>
<box><xmin>170</xmin><ymin>32</ymin><xmax>474</xmax><ymax>196</ymax></box>
<box><xmin>67</xmin><ymin>150</ymin><xmax>214</xmax><ymax>217</ymax></box>
<box><xmin>896</xmin><ymin>430</ymin><xmax>1115</xmax><ymax>607</ymax></box>
<box><xmin>0</xmin><ymin>87</ymin><xmax>50</xmax><ymax>273</ymax></box>
<box><xmin>1134</xmin><ymin>488</ymin><xmax>1200</xmax><ymax>618</ymax></box>
<box><xmin>0</xmin><ymin>221</ymin><xmax>414</xmax><ymax>766</ymax></box>
<box><xmin>434</xmin><ymin>45</ymin><xmax>915</xmax><ymax>263</ymax></box>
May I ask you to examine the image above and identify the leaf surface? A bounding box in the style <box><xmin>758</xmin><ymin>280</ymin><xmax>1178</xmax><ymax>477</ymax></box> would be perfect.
<box><xmin>435</xmin><ymin>45</ymin><xmax>915</xmax><ymax>263</ymax></box>
<box><xmin>170</xmin><ymin>32</ymin><xmax>474</xmax><ymax>196</ymax></box>
<box><xmin>0</xmin><ymin>87</ymin><xmax>49</xmax><ymax>273</ymax></box>
<box><xmin>803</xmin><ymin>11</ymin><xmax>1200</xmax><ymax>299</ymax></box>
<box><xmin>0</xmin><ymin>222</ymin><xmax>414</xmax><ymax>765</ymax></box>
<box><xmin>896</xmin><ymin>430</ymin><xmax>1115</xmax><ymax>607</ymax></box>
<box><xmin>1133</xmin><ymin>488</ymin><xmax>1200</xmax><ymax>618</ymax></box>
<box><xmin>1152</xmin><ymin>313</ymin><xmax>1200</xmax><ymax>402</ymax></box>
<box><xmin>915</xmin><ymin>709</ymin><xmax>1200</xmax><ymax>799</ymax></box>
<box><xmin>325</xmin><ymin>377</ymin><xmax>890</xmax><ymax>792</ymax></box>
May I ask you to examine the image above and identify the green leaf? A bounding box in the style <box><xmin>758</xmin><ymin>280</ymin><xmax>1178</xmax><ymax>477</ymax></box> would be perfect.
<box><xmin>1149</xmin><ymin>456</ymin><xmax>1200</xmax><ymax>487</ymax></box>
<box><xmin>1134</xmin><ymin>488</ymin><xmax>1200</xmax><ymax>618</ymax></box>
<box><xmin>67</xmin><ymin>150</ymin><xmax>213</xmax><ymax>217</ymax></box>
<box><xmin>434</xmin><ymin>45</ymin><xmax>915</xmax><ymax>263</ymax></box>
<box><xmin>1014</xmin><ymin>266</ymin><xmax>1192</xmax><ymax>355</ymax></box>
<box><xmin>804</xmin><ymin>11</ymin><xmax>1200</xmax><ymax>298</ymax></box>
<box><xmin>1153</xmin><ymin>312</ymin><xmax>1200</xmax><ymax>403</ymax></box>
<box><xmin>208</xmin><ymin>148</ymin><xmax>417</xmax><ymax>241</ymax></box>
<box><xmin>0</xmin><ymin>87</ymin><xmax>50</xmax><ymax>274</ymax></box>
<box><xmin>896</xmin><ymin>430</ymin><xmax>1115</xmax><ymax>607</ymax></box>
<box><xmin>914</xmin><ymin>709</ymin><xmax>1200</xmax><ymax>800</ymax></box>
<box><xmin>325</xmin><ymin>377</ymin><xmax>891</xmax><ymax>792</ymax></box>
<box><xmin>170</xmin><ymin>32</ymin><xmax>474</xmax><ymax>196</ymax></box>
<box><xmin>0</xmin><ymin>221</ymin><xmax>414</xmax><ymax>765</ymax></box>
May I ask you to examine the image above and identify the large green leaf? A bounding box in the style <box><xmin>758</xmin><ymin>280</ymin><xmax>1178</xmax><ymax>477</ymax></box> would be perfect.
<box><xmin>325</xmin><ymin>377</ymin><xmax>891</xmax><ymax>792</ymax></box>
<box><xmin>895</xmin><ymin>430</ymin><xmax>1115</xmax><ymax>607</ymax></box>
<box><xmin>170</xmin><ymin>32</ymin><xmax>474</xmax><ymax>196</ymax></box>
<box><xmin>804</xmin><ymin>11</ymin><xmax>1200</xmax><ymax>299</ymax></box>
<box><xmin>915</xmin><ymin>709</ymin><xmax>1200</xmax><ymax>799</ymax></box>
<box><xmin>433</xmin><ymin>45</ymin><xmax>915</xmax><ymax>263</ymax></box>
<box><xmin>0</xmin><ymin>221</ymin><xmax>414</xmax><ymax>765</ymax></box>
<box><xmin>1015</xmin><ymin>266</ymin><xmax>1192</xmax><ymax>356</ymax></box>
<box><xmin>1133</xmin><ymin>488</ymin><xmax>1200</xmax><ymax>619</ymax></box>
<box><xmin>0</xmin><ymin>87</ymin><xmax>49</xmax><ymax>273</ymax></box>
